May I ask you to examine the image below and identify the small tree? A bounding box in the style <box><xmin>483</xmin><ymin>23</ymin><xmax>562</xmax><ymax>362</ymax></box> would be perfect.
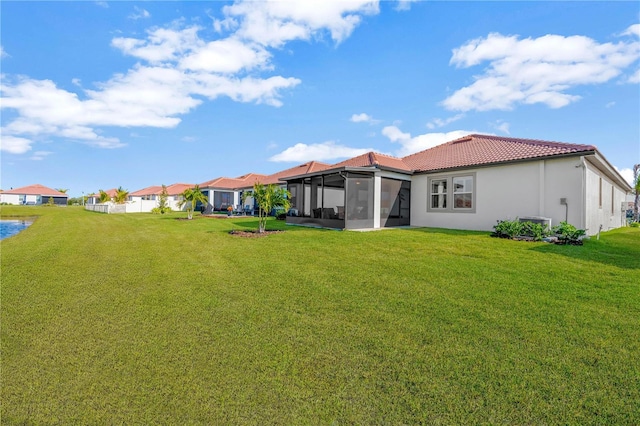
<box><xmin>114</xmin><ymin>186</ymin><xmax>129</xmax><ymax>204</ymax></box>
<box><xmin>242</xmin><ymin>182</ymin><xmax>290</xmax><ymax>233</ymax></box>
<box><xmin>158</xmin><ymin>185</ymin><xmax>171</xmax><ymax>213</ymax></box>
<box><xmin>177</xmin><ymin>185</ymin><xmax>208</xmax><ymax>220</ymax></box>
<box><xmin>46</xmin><ymin>196</ymin><xmax>55</xmax><ymax>206</ymax></box>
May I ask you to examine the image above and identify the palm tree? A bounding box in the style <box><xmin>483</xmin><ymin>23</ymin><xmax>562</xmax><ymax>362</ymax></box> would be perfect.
<box><xmin>114</xmin><ymin>186</ymin><xmax>129</xmax><ymax>204</ymax></box>
<box><xmin>98</xmin><ymin>190</ymin><xmax>110</xmax><ymax>203</ymax></box>
<box><xmin>178</xmin><ymin>185</ymin><xmax>208</xmax><ymax>220</ymax></box>
<box><xmin>242</xmin><ymin>182</ymin><xmax>290</xmax><ymax>233</ymax></box>
<box><xmin>56</xmin><ymin>188</ymin><xmax>69</xmax><ymax>194</ymax></box>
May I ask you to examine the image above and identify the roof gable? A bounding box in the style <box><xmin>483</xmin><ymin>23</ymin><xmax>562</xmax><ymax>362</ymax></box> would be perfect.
<box><xmin>402</xmin><ymin>134</ymin><xmax>596</xmax><ymax>173</ymax></box>
<box><xmin>331</xmin><ymin>152</ymin><xmax>412</xmax><ymax>172</ymax></box>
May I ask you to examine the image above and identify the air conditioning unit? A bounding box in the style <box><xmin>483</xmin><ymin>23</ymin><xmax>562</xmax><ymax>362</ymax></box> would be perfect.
<box><xmin>519</xmin><ymin>216</ymin><xmax>552</xmax><ymax>229</ymax></box>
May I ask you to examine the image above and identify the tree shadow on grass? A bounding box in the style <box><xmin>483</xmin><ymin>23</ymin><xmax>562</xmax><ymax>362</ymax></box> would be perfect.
<box><xmin>528</xmin><ymin>234</ymin><xmax>640</xmax><ymax>270</ymax></box>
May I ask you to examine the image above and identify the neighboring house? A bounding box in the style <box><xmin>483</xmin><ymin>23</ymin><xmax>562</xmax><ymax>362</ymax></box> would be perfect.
<box><xmin>0</xmin><ymin>184</ymin><xmax>68</xmax><ymax>205</ymax></box>
<box><xmin>199</xmin><ymin>162</ymin><xmax>331</xmax><ymax>214</ymax></box>
<box><xmin>282</xmin><ymin>134</ymin><xmax>632</xmax><ymax>235</ymax></box>
<box><xmin>199</xmin><ymin>173</ymin><xmax>267</xmax><ymax>213</ymax></box>
<box><xmin>236</xmin><ymin>161</ymin><xmax>331</xmax><ymax>213</ymax></box>
<box><xmin>86</xmin><ymin>189</ymin><xmax>117</xmax><ymax>205</ymax></box>
<box><xmin>126</xmin><ymin>183</ymin><xmax>194</xmax><ymax>213</ymax></box>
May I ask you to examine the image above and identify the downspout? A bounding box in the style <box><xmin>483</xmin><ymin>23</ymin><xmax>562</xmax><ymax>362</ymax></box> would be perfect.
<box><xmin>580</xmin><ymin>156</ymin><xmax>587</xmax><ymax>230</ymax></box>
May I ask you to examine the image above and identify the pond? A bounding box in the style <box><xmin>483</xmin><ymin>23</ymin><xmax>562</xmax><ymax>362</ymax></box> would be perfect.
<box><xmin>0</xmin><ymin>219</ymin><xmax>34</xmax><ymax>240</ymax></box>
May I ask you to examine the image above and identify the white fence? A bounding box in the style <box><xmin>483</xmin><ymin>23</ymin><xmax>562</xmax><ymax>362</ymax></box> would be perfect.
<box><xmin>85</xmin><ymin>203</ymin><xmax>126</xmax><ymax>214</ymax></box>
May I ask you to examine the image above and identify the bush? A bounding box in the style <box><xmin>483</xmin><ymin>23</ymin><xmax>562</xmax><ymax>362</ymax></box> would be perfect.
<box><xmin>521</xmin><ymin>221</ymin><xmax>549</xmax><ymax>241</ymax></box>
<box><xmin>630</xmin><ymin>222</ymin><xmax>640</xmax><ymax>228</ymax></box>
<box><xmin>492</xmin><ymin>219</ymin><xmax>523</xmax><ymax>239</ymax></box>
<box><xmin>493</xmin><ymin>218</ymin><xmax>550</xmax><ymax>241</ymax></box>
<box><xmin>551</xmin><ymin>221</ymin><xmax>586</xmax><ymax>245</ymax></box>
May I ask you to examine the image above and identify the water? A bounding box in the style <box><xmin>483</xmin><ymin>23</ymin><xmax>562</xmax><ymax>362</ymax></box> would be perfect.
<box><xmin>0</xmin><ymin>219</ymin><xmax>33</xmax><ymax>240</ymax></box>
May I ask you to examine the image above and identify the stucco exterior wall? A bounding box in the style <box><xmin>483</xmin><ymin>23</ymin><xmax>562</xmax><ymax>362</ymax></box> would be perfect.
<box><xmin>1</xmin><ymin>194</ymin><xmax>21</xmax><ymax>204</ymax></box>
<box><xmin>410</xmin><ymin>157</ymin><xmax>584</xmax><ymax>232</ymax></box>
<box><xmin>584</xmin><ymin>161</ymin><xmax>627</xmax><ymax>233</ymax></box>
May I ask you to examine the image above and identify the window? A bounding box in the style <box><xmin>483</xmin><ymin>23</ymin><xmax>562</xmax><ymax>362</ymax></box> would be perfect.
<box><xmin>428</xmin><ymin>173</ymin><xmax>475</xmax><ymax>213</ymax></box>
<box><xmin>453</xmin><ymin>176</ymin><xmax>473</xmax><ymax>209</ymax></box>
<box><xmin>611</xmin><ymin>185</ymin><xmax>614</xmax><ymax>215</ymax></box>
<box><xmin>599</xmin><ymin>177</ymin><xmax>602</xmax><ymax>208</ymax></box>
<box><xmin>430</xmin><ymin>179</ymin><xmax>447</xmax><ymax>209</ymax></box>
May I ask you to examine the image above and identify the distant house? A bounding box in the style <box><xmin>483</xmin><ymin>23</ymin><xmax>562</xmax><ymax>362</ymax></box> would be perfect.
<box><xmin>0</xmin><ymin>184</ymin><xmax>68</xmax><ymax>205</ymax></box>
<box><xmin>282</xmin><ymin>134</ymin><xmax>632</xmax><ymax>235</ymax></box>
<box><xmin>199</xmin><ymin>173</ymin><xmax>267</xmax><ymax>213</ymax></box>
<box><xmin>199</xmin><ymin>162</ymin><xmax>331</xmax><ymax>214</ymax></box>
<box><xmin>86</xmin><ymin>189</ymin><xmax>117</xmax><ymax>205</ymax></box>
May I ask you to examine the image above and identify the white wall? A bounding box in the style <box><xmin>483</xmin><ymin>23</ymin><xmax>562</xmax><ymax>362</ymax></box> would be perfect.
<box><xmin>584</xmin><ymin>161</ymin><xmax>628</xmax><ymax>233</ymax></box>
<box><xmin>410</xmin><ymin>157</ymin><xmax>585</xmax><ymax>233</ymax></box>
<box><xmin>1</xmin><ymin>194</ymin><xmax>21</xmax><ymax>205</ymax></box>
<box><xmin>125</xmin><ymin>199</ymin><xmax>158</xmax><ymax>213</ymax></box>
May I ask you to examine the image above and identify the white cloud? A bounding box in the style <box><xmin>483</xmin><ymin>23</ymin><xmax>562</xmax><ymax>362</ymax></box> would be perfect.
<box><xmin>350</xmin><ymin>112</ymin><xmax>380</xmax><ymax>124</ymax></box>
<box><xmin>622</xmin><ymin>23</ymin><xmax>640</xmax><ymax>38</ymax></box>
<box><xmin>426</xmin><ymin>113</ymin><xmax>464</xmax><ymax>129</ymax></box>
<box><xmin>351</xmin><ymin>112</ymin><xmax>371</xmax><ymax>122</ymax></box>
<box><xmin>128</xmin><ymin>6</ymin><xmax>150</xmax><ymax>20</ymax></box>
<box><xmin>489</xmin><ymin>120</ymin><xmax>510</xmax><ymax>134</ymax></box>
<box><xmin>0</xmin><ymin>45</ymin><xmax>8</xmax><ymax>58</ymax></box>
<box><xmin>30</xmin><ymin>150</ymin><xmax>53</xmax><ymax>161</ymax></box>
<box><xmin>0</xmin><ymin>135</ymin><xmax>33</xmax><ymax>154</ymax></box>
<box><xmin>4</xmin><ymin>0</ymin><xmax>378</xmax><ymax>154</ymax></box>
<box><xmin>443</xmin><ymin>28</ymin><xmax>640</xmax><ymax>111</ymax></box>
<box><xmin>269</xmin><ymin>140</ymin><xmax>372</xmax><ymax>162</ymax></box>
<box><xmin>395</xmin><ymin>0</ymin><xmax>418</xmax><ymax>12</ymax></box>
<box><xmin>615</xmin><ymin>167</ymin><xmax>635</xmax><ymax>186</ymax></box>
<box><xmin>628</xmin><ymin>69</ymin><xmax>640</xmax><ymax>83</ymax></box>
<box><xmin>605</xmin><ymin>101</ymin><xmax>616</xmax><ymax>108</ymax></box>
<box><xmin>218</xmin><ymin>0</ymin><xmax>379</xmax><ymax>48</ymax></box>
<box><xmin>95</xmin><ymin>1</ymin><xmax>108</xmax><ymax>9</ymax></box>
<box><xmin>382</xmin><ymin>126</ymin><xmax>473</xmax><ymax>157</ymax></box>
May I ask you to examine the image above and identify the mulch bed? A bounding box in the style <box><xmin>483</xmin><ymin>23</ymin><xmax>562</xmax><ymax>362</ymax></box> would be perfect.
<box><xmin>229</xmin><ymin>230</ymin><xmax>285</xmax><ymax>238</ymax></box>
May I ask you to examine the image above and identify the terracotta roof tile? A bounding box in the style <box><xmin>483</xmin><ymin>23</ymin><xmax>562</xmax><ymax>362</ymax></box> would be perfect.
<box><xmin>261</xmin><ymin>161</ymin><xmax>332</xmax><ymax>185</ymax></box>
<box><xmin>130</xmin><ymin>185</ymin><xmax>163</xmax><ymax>196</ymax></box>
<box><xmin>402</xmin><ymin>134</ymin><xmax>596</xmax><ymax>172</ymax></box>
<box><xmin>2</xmin><ymin>184</ymin><xmax>68</xmax><ymax>197</ymax></box>
<box><xmin>331</xmin><ymin>152</ymin><xmax>413</xmax><ymax>172</ymax></box>
<box><xmin>164</xmin><ymin>183</ymin><xmax>195</xmax><ymax>195</ymax></box>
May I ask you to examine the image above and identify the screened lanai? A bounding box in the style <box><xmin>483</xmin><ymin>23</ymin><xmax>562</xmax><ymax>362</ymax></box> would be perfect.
<box><xmin>283</xmin><ymin>169</ymin><xmax>411</xmax><ymax>230</ymax></box>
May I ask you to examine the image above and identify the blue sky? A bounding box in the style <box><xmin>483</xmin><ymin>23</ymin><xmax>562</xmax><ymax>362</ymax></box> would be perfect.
<box><xmin>1</xmin><ymin>1</ymin><xmax>639</xmax><ymax>196</ymax></box>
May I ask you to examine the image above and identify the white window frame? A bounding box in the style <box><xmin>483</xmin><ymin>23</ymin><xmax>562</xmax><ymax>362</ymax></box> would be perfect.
<box><xmin>427</xmin><ymin>172</ymin><xmax>476</xmax><ymax>214</ymax></box>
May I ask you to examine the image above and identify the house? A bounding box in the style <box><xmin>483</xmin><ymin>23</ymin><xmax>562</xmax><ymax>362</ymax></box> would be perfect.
<box><xmin>282</xmin><ymin>134</ymin><xmax>632</xmax><ymax>235</ymax></box>
<box><xmin>0</xmin><ymin>184</ymin><xmax>68</xmax><ymax>205</ymax></box>
<box><xmin>199</xmin><ymin>173</ymin><xmax>267</xmax><ymax>213</ymax></box>
<box><xmin>125</xmin><ymin>183</ymin><xmax>194</xmax><ymax>213</ymax></box>
<box><xmin>87</xmin><ymin>183</ymin><xmax>194</xmax><ymax>213</ymax></box>
<box><xmin>199</xmin><ymin>162</ymin><xmax>331</xmax><ymax>214</ymax></box>
<box><xmin>86</xmin><ymin>189</ymin><xmax>117</xmax><ymax>205</ymax></box>
<box><xmin>236</xmin><ymin>161</ymin><xmax>331</xmax><ymax>213</ymax></box>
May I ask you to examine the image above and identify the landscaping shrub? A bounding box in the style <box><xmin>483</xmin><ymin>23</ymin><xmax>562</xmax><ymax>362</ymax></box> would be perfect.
<box><xmin>551</xmin><ymin>221</ymin><xmax>586</xmax><ymax>245</ymax></box>
<box><xmin>521</xmin><ymin>221</ymin><xmax>549</xmax><ymax>241</ymax></box>
<box><xmin>492</xmin><ymin>219</ymin><xmax>523</xmax><ymax>239</ymax></box>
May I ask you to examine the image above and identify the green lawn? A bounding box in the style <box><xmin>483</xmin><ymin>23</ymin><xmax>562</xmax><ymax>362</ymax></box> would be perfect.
<box><xmin>2</xmin><ymin>206</ymin><xmax>639</xmax><ymax>424</ymax></box>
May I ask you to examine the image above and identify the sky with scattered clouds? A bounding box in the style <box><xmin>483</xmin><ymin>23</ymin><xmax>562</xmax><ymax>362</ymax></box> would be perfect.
<box><xmin>1</xmin><ymin>1</ymin><xmax>639</xmax><ymax>195</ymax></box>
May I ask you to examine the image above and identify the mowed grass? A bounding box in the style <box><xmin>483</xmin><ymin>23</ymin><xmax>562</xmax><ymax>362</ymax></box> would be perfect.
<box><xmin>1</xmin><ymin>206</ymin><xmax>639</xmax><ymax>424</ymax></box>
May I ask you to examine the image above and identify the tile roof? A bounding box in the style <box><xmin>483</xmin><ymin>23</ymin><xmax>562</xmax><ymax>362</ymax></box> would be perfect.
<box><xmin>200</xmin><ymin>173</ymin><xmax>268</xmax><ymax>190</ymax></box>
<box><xmin>2</xmin><ymin>184</ymin><xmax>68</xmax><ymax>197</ymax></box>
<box><xmin>402</xmin><ymin>134</ymin><xmax>596</xmax><ymax>173</ymax></box>
<box><xmin>164</xmin><ymin>183</ymin><xmax>195</xmax><ymax>195</ymax></box>
<box><xmin>261</xmin><ymin>161</ymin><xmax>332</xmax><ymax>185</ymax></box>
<box><xmin>331</xmin><ymin>152</ymin><xmax>413</xmax><ymax>172</ymax></box>
<box><xmin>130</xmin><ymin>185</ymin><xmax>163</xmax><ymax>197</ymax></box>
